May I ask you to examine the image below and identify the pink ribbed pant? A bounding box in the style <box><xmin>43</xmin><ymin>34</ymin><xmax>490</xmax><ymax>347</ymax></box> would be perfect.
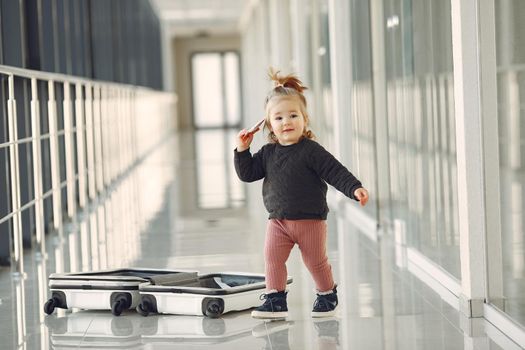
<box><xmin>264</xmin><ymin>219</ymin><xmax>334</xmax><ymax>292</ymax></box>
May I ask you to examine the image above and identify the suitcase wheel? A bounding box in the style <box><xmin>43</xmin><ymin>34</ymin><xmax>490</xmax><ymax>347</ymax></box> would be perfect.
<box><xmin>136</xmin><ymin>295</ymin><xmax>157</xmax><ymax>317</ymax></box>
<box><xmin>136</xmin><ymin>300</ymin><xmax>152</xmax><ymax>317</ymax></box>
<box><xmin>110</xmin><ymin>293</ymin><xmax>132</xmax><ymax>316</ymax></box>
<box><xmin>44</xmin><ymin>292</ymin><xmax>67</xmax><ymax>315</ymax></box>
<box><xmin>203</xmin><ymin>298</ymin><xmax>225</xmax><ymax>318</ymax></box>
<box><xmin>44</xmin><ymin>298</ymin><xmax>56</xmax><ymax>315</ymax></box>
<box><xmin>111</xmin><ymin>300</ymin><xmax>125</xmax><ymax>316</ymax></box>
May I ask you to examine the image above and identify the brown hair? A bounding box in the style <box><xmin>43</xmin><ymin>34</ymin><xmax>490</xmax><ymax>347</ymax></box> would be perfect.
<box><xmin>264</xmin><ymin>67</ymin><xmax>315</xmax><ymax>143</ymax></box>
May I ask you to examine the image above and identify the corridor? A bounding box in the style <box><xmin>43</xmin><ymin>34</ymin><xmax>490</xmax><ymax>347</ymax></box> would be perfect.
<box><xmin>0</xmin><ymin>0</ymin><xmax>524</xmax><ymax>348</ymax></box>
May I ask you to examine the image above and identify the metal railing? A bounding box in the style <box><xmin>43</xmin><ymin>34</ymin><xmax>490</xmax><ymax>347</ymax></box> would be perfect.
<box><xmin>0</xmin><ymin>65</ymin><xmax>176</xmax><ymax>276</ymax></box>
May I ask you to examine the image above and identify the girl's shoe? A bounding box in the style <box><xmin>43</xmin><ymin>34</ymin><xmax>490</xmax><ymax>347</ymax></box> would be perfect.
<box><xmin>311</xmin><ymin>286</ymin><xmax>338</xmax><ymax>317</ymax></box>
<box><xmin>251</xmin><ymin>291</ymin><xmax>288</xmax><ymax>319</ymax></box>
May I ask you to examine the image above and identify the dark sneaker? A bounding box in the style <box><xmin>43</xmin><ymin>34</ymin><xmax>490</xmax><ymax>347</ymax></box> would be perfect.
<box><xmin>311</xmin><ymin>286</ymin><xmax>338</xmax><ymax>317</ymax></box>
<box><xmin>251</xmin><ymin>291</ymin><xmax>288</xmax><ymax>319</ymax></box>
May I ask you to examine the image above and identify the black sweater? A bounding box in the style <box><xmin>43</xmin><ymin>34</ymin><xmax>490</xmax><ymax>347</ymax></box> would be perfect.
<box><xmin>234</xmin><ymin>138</ymin><xmax>362</xmax><ymax>220</ymax></box>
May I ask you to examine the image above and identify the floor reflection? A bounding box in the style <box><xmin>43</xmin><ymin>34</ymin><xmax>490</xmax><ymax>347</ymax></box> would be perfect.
<box><xmin>140</xmin><ymin>313</ymin><xmax>259</xmax><ymax>345</ymax></box>
<box><xmin>44</xmin><ymin>311</ymin><xmax>266</xmax><ymax>348</ymax></box>
<box><xmin>45</xmin><ymin>312</ymin><xmax>143</xmax><ymax>348</ymax></box>
<box><xmin>313</xmin><ymin>319</ymin><xmax>339</xmax><ymax>350</ymax></box>
<box><xmin>12</xmin><ymin>276</ymin><xmax>27</xmax><ymax>349</ymax></box>
<box><xmin>193</xmin><ymin>129</ymin><xmax>245</xmax><ymax>209</ymax></box>
<box><xmin>251</xmin><ymin>320</ymin><xmax>295</xmax><ymax>350</ymax></box>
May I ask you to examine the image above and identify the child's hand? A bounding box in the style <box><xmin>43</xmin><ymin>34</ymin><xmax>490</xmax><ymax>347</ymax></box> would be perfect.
<box><xmin>236</xmin><ymin>129</ymin><xmax>254</xmax><ymax>152</ymax></box>
<box><xmin>354</xmin><ymin>188</ymin><xmax>369</xmax><ymax>206</ymax></box>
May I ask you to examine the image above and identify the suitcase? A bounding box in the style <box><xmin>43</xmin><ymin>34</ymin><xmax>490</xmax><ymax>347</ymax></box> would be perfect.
<box><xmin>136</xmin><ymin>272</ymin><xmax>293</xmax><ymax>318</ymax></box>
<box><xmin>44</xmin><ymin>268</ymin><xmax>191</xmax><ymax>316</ymax></box>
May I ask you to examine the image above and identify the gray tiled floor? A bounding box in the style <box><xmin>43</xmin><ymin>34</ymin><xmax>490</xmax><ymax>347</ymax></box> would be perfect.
<box><xmin>0</xmin><ymin>133</ymin><xmax>520</xmax><ymax>349</ymax></box>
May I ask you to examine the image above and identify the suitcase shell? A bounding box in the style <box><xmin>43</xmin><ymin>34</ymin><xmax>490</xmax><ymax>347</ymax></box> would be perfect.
<box><xmin>137</xmin><ymin>272</ymin><xmax>293</xmax><ymax>318</ymax></box>
<box><xmin>45</xmin><ymin>268</ymin><xmax>192</xmax><ymax>316</ymax></box>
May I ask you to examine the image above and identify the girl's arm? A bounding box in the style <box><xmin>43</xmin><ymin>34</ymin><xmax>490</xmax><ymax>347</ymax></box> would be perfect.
<box><xmin>309</xmin><ymin>142</ymin><xmax>364</xmax><ymax>200</ymax></box>
<box><xmin>234</xmin><ymin>148</ymin><xmax>265</xmax><ymax>182</ymax></box>
<box><xmin>234</xmin><ymin>129</ymin><xmax>265</xmax><ymax>182</ymax></box>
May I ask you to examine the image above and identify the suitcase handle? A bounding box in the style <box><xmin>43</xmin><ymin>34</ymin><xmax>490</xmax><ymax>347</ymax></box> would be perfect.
<box><xmin>146</xmin><ymin>272</ymin><xmax>199</xmax><ymax>285</ymax></box>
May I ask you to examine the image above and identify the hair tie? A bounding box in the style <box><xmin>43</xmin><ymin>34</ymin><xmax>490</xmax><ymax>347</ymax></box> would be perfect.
<box><xmin>275</xmin><ymin>83</ymin><xmax>284</xmax><ymax>88</ymax></box>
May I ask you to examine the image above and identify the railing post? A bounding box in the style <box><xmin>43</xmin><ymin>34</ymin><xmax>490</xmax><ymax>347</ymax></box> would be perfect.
<box><xmin>100</xmin><ymin>86</ymin><xmax>110</xmax><ymax>187</ymax></box>
<box><xmin>84</xmin><ymin>84</ymin><xmax>96</xmax><ymax>200</ymax></box>
<box><xmin>7</xmin><ymin>74</ymin><xmax>25</xmax><ymax>277</ymax></box>
<box><xmin>79</xmin><ymin>219</ymin><xmax>90</xmax><ymax>271</ymax></box>
<box><xmin>130</xmin><ymin>90</ymin><xmax>138</xmax><ymax>165</ymax></box>
<box><xmin>47</xmin><ymin>81</ymin><xmax>63</xmax><ymax>235</ymax></box>
<box><xmin>117</xmin><ymin>88</ymin><xmax>124</xmax><ymax>176</ymax></box>
<box><xmin>75</xmin><ymin>83</ymin><xmax>87</xmax><ymax>208</ymax></box>
<box><xmin>30</xmin><ymin>78</ymin><xmax>46</xmax><ymax>258</ymax></box>
<box><xmin>109</xmin><ymin>87</ymin><xmax>117</xmax><ymax>182</ymax></box>
<box><xmin>93</xmin><ymin>85</ymin><xmax>104</xmax><ymax>194</ymax></box>
<box><xmin>89</xmin><ymin>207</ymin><xmax>100</xmax><ymax>270</ymax></box>
<box><xmin>63</xmin><ymin>82</ymin><xmax>76</xmax><ymax>218</ymax></box>
<box><xmin>123</xmin><ymin>89</ymin><xmax>130</xmax><ymax>170</ymax></box>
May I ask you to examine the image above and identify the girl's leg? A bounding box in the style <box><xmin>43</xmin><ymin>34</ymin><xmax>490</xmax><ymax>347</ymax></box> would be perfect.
<box><xmin>265</xmin><ymin>219</ymin><xmax>295</xmax><ymax>291</ymax></box>
<box><xmin>294</xmin><ymin>220</ymin><xmax>335</xmax><ymax>292</ymax></box>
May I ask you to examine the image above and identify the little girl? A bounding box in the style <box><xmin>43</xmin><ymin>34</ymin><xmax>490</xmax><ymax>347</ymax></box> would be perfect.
<box><xmin>234</xmin><ymin>69</ymin><xmax>369</xmax><ymax>319</ymax></box>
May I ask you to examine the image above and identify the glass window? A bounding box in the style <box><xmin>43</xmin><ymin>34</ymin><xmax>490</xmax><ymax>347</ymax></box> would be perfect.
<box><xmin>191</xmin><ymin>52</ymin><xmax>241</xmax><ymax>128</ymax></box>
<box><xmin>224</xmin><ymin>53</ymin><xmax>241</xmax><ymax>127</ymax></box>
<box><xmin>494</xmin><ymin>0</ymin><xmax>525</xmax><ymax>327</ymax></box>
<box><xmin>1</xmin><ymin>0</ymin><xmax>25</xmax><ymax>67</ymax></box>
<box><xmin>40</xmin><ymin>0</ymin><xmax>58</xmax><ymax>72</ymax></box>
<box><xmin>315</xmin><ymin>0</ymin><xmax>333</xmax><ymax>147</ymax></box>
<box><xmin>350</xmin><ymin>0</ymin><xmax>377</xmax><ymax>219</ymax></box>
<box><xmin>192</xmin><ymin>53</ymin><xmax>224</xmax><ymax>128</ymax></box>
<box><xmin>383</xmin><ymin>0</ymin><xmax>459</xmax><ymax>278</ymax></box>
<box><xmin>90</xmin><ymin>0</ymin><xmax>115</xmax><ymax>82</ymax></box>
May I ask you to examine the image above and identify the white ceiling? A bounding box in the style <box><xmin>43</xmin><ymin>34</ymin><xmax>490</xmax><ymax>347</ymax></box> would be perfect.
<box><xmin>150</xmin><ymin>0</ymin><xmax>251</xmax><ymax>37</ymax></box>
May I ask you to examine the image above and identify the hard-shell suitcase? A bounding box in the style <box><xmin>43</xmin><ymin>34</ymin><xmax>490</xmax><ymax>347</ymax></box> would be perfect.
<box><xmin>44</xmin><ymin>268</ymin><xmax>191</xmax><ymax>316</ymax></box>
<box><xmin>136</xmin><ymin>272</ymin><xmax>293</xmax><ymax>318</ymax></box>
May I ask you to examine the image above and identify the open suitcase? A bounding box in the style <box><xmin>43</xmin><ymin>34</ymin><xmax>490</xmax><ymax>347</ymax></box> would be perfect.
<box><xmin>44</xmin><ymin>268</ymin><xmax>191</xmax><ymax>316</ymax></box>
<box><xmin>136</xmin><ymin>272</ymin><xmax>293</xmax><ymax>318</ymax></box>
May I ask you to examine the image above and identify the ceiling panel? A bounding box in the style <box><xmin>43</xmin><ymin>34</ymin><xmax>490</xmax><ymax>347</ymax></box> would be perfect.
<box><xmin>151</xmin><ymin>0</ymin><xmax>250</xmax><ymax>36</ymax></box>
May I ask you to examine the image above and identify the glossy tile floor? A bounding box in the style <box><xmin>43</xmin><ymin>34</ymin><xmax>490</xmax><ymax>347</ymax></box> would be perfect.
<box><xmin>0</xmin><ymin>131</ymin><xmax>521</xmax><ymax>349</ymax></box>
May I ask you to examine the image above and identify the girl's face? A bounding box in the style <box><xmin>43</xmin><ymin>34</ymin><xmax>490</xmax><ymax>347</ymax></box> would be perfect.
<box><xmin>267</xmin><ymin>96</ymin><xmax>306</xmax><ymax>146</ymax></box>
